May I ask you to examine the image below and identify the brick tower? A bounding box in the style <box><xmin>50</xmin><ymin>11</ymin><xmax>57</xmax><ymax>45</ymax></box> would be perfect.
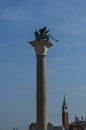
<box><xmin>62</xmin><ymin>95</ymin><xmax>69</xmax><ymax>128</ymax></box>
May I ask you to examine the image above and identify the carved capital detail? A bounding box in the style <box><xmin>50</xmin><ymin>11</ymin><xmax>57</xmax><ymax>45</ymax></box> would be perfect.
<box><xmin>29</xmin><ymin>40</ymin><xmax>53</xmax><ymax>56</ymax></box>
<box><xmin>34</xmin><ymin>46</ymin><xmax>48</xmax><ymax>55</ymax></box>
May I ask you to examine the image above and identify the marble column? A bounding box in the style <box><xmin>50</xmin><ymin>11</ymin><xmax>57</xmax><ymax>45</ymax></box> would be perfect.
<box><xmin>29</xmin><ymin>40</ymin><xmax>53</xmax><ymax>130</ymax></box>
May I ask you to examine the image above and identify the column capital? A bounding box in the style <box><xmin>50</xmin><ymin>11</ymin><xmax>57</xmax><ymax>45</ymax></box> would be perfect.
<box><xmin>29</xmin><ymin>40</ymin><xmax>53</xmax><ymax>56</ymax></box>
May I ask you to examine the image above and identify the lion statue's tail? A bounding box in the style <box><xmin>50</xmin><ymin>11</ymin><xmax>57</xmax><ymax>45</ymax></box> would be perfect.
<box><xmin>49</xmin><ymin>35</ymin><xmax>59</xmax><ymax>42</ymax></box>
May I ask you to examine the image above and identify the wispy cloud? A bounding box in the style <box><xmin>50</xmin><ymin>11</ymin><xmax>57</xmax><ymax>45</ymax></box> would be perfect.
<box><xmin>62</xmin><ymin>41</ymin><xmax>85</xmax><ymax>51</ymax></box>
<box><xmin>0</xmin><ymin>7</ymin><xmax>32</xmax><ymax>22</ymax></box>
<box><xmin>51</xmin><ymin>12</ymin><xmax>86</xmax><ymax>37</ymax></box>
<box><xmin>48</xmin><ymin>84</ymin><xmax>86</xmax><ymax>94</ymax></box>
<box><xmin>63</xmin><ymin>65</ymin><xmax>77</xmax><ymax>71</ymax></box>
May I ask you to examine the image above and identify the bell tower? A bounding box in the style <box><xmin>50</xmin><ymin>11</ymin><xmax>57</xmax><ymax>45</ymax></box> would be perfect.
<box><xmin>62</xmin><ymin>95</ymin><xmax>69</xmax><ymax>128</ymax></box>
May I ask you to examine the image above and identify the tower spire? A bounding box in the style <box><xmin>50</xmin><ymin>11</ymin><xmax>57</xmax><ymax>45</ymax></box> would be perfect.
<box><xmin>62</xmin><ymin>95</ymin><xmax>69</xmax><ymax>128</ymax></box>
<box><xmin>62</xmin><ymin>95</ymin><xmax>68</xmax><ymax>111</ymax></box>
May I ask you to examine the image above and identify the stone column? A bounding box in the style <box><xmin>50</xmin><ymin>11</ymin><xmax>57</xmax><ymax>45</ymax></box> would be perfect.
<box><xmin>29</xmin><ymin>40</ymin><xmax>53</xmax><ymax>130</ymax></box>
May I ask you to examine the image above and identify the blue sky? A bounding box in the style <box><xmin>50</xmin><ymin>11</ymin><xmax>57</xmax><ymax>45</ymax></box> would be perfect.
<box><xmin>0</xmin><ymin>0</ymin><xmax>86</xmax><ymax>130</ymax></box>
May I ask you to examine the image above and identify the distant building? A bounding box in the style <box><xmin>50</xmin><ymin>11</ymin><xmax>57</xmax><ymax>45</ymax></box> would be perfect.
<box><xmin>53</xmin><ymin>126</ymin><xmax>63</xmax><ymax>130</ymax></box>
<box><xmin>13</xmin><ymin>127</ymin><xmax>15</xmax><ymax>130</ymax></box>
<box><xmin>47</xmin><ymin>122</ymin><xmax>53</xmax><ymax>130</ymax></box>
<box><xmin>29</xmin><ymin>122</ymin><xmax>53</xmax><ymax>130</ymax></box>
<box><xmin>29</xmin><ymin>122</ymin><xmax>36</xmax><ymax>130</ymax></box>
<box><xmin>12</xmin><ymin>127</ymin><xmax>18</xmax><ymax>130</ymax></box>
<box><xmin>69</xmin><ymin>116</ymin><xmax>86</xmax><ymax>130</ymax></box>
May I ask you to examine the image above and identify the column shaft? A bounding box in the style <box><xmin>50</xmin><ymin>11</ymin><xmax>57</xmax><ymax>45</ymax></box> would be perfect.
<box><xmin>36</xmin><ymin>55</ymin><xmax>47</xmax><ymax>130</ymax></box>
